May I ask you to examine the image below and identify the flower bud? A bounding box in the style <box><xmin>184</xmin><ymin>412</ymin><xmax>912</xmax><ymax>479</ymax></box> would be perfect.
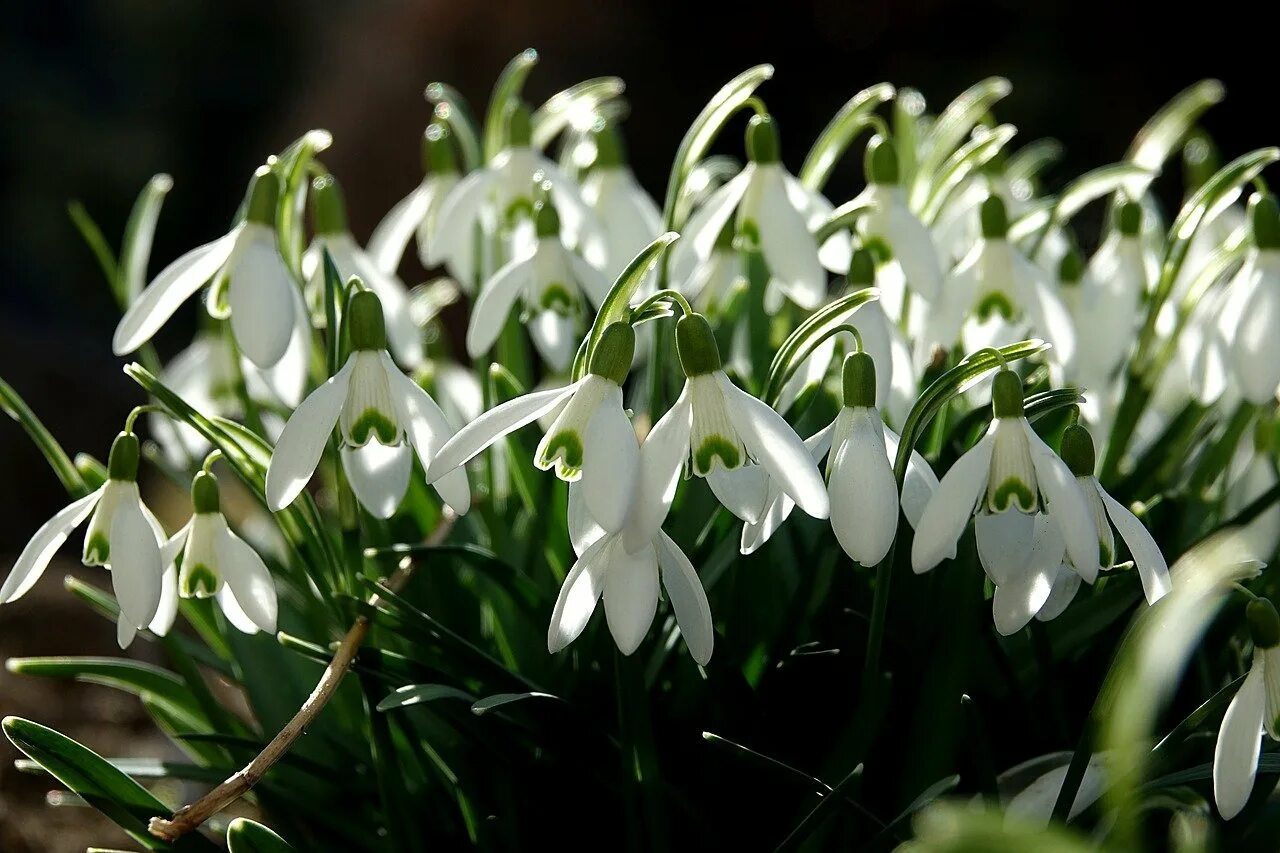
<box><xmin>1060</xmin><ymin>424</ymin><xmax>1096</xmax><ymax>477</ymax></box>
<box><xmin>245</xmin><ymin>166</ymin><xmax>280</xmax><ymax>227</ymax></box>
<box><xmin>348</xmin><ymin>289</ymin><xmax>388</xmax><ymax>352</ymax></box>
<box><xmin>588</xmin><ymin>323</ymin><xmax>636</xmax><ymax>385</ymax></box>
<box><xmin>746</xmin><ymin>114</ymin><xmax>780</xmax><ymax>165</ymax></box>
<box><xmin>842</xmin><ymin>351</ymin><xmax>877</xmax><ymax>408</ymax></box>
<box><xmin>191</xmin><ymin>471</ymin><xmax>220</xmax><ymax>514</ymax></box>
<box><xmin>864</xmin><ymin>136</ymin><xmax>899</xmax><ymax>186</ymax></box>
<box><xmin>676</xmin><ymin>313</ymin><xmax>722</xmax><ymax>377</ymax></box>
<box><xmin>107</xmin><ymin>432</ymin><xmax>140</xmax><ymax>482</ymax></box>
<box><xmin>1247</xmin><ymin>598</ymin><xmax>1280</xmax><ymax>650</ymax></box>
<box><xmin>990</xmin><ymin>369</ymin><xmax>1024</xmax><ymax>418</ymax></box>
<box><xmin>311</xmin><ymin>174</ymin><xmax>348</xmax><ymax>236</ymax></box>
<box><xmin>980</xmin><ymin>196</ymin><xmax>1009</xmax><ymax>239</ymax></box>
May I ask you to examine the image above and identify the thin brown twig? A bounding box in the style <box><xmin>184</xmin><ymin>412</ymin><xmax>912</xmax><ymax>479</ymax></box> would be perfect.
<box><xmin>148</xmin><ymin>509</ymin><xmax>456</xmax><ymax>842</ymax></box>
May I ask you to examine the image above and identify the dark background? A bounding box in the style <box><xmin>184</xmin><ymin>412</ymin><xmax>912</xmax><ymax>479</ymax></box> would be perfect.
<box><xmin>0</xmin><ymin>1</ymin><xmax>1270</xmax><ymax>848</ymax></box>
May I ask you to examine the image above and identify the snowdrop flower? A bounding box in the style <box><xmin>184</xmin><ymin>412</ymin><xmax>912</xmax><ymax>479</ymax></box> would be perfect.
<box><xmin>304</xmin><ymin>174</ymin><xmax>422</xmax><ymax>367</ymax></box>
<box><xmin>161</xmin><ymin>472</ymin><xmax>277</xmax><ymax>634</ymax></box>
<box><xmin>1073</xmin><ymin>202</ymin><xmax>1146</xmax><ymax>389</ymax></box>
<box><xmin>419</xmin><ymin>361</ymin><xmax>484</xmax><ymax>431</ymax></box>
<box><xmin>741</xmin><ymin>352</ymin><xmax>938</xmax><ymax>559</ymax></box>
<box><xmin>675</xmin><ymin>219</ymin><xmax>744</xmax><ymax>315</ymax></box>
<box><xmin>266</xmin><ymin>290</ymin><xmax>469</xmax><ymax>519</ymax></box>
<box><xmin>1225</xmin><ymin>423</ymin><xmax>1280</xmax><ymax>563</ymax></box>
<box><xmin>850</xmin><ymin>136</ymin><xmax>943</xmax><ymax>302</ymax></box>
<box><xmin>367</xmin><ymin>122</ymin><xmax>461</xmax><ymax>286</ymax></box>
<box><xmin>625</xmin><ymin>313</ymin><xmax>828</xmax><ymax>544</ymax></box>
<box><xmin>924</xmin><ymin>197</ymin><xmax>1075</xmax><ymax>372</ymax></box>
<box><xmin>1217</xmin><ymin>195</ymin><xmax>1280</xmax><ymax>405</ymax></box>
<box><xmin>912</xmin><ymin>369</ymin><xmax>1100</xmax><ymax>630</ymax></box>
<box><xmin>580</xmin><ymin>125</ymin><xmax>662</xmax><ymax>281</ymax></box>
<box><xmin>1</xmin><ymin>432</ymin><xmax>165</xmax><ymax>643</ymax></box>
<box><xmin>465</xmin><ymin>198</ymin><xmax>610</xmax><ymax>371</ymax></box>
<box><xmin>550</xmin><ymin>477</ymin><xmax>713</xmax><ymax>665</ymax></box>
<box><xmin>430</xmin><ymin>101</ymin><xmax>602</xmax><ymax>281</ymax></box>
<box><xmin>114</xmin><ymin>167</ymin><xmax>297</xmax><ymax>369</ymax></box>
<box><xmin>1214</xmin><ymin>598</ymin><xmax>1280</xmax><ymax>819</ymax></box>
<box><xmin>428</xmin><ymin>323</ymin><xmax>639</xmax><ymax>532</ymax></box>
<box><xmin>676</xmin><ymin>114</ymin><xmax>833</xmax><ymax>312</ymax></box>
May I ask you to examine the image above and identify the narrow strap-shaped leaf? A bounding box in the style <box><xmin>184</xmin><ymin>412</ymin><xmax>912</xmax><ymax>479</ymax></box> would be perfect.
<box><xmin>7</xmin><ymin>657</ymin><xmax>207</xmax><ymax>725</ymax></box>
<box><xmin>227</xmin><ymin>817</ymin><xmax>295</xmax><ymax>852</ymax></box>
<box><xmin>271</xmin><ymin>129</ymin><xmax>332</xmax><ymax>280</ymax></box>
<box><xmin>0</xmin><ymin>376</ymin><xmax>90</xmax><ymax>498</ymax></box>
<box><xmin>119</xmin><ymin>174</ymin><xmax>174</xmax><ymax>303</ymax></box>
<box><xmin>910</xmin><ymin>77</ymin><xmax>1011</xmax><ymax>209</ymax></box>
<box><xmin>425</xmin><ymin>81</ymin><xmax>482</xmax><ymax>171</ymax></box>
<box><xmin>1124</xmin><ymin>79</ymin><xmax>1225</xmax><ymax>196</ymax></box>
<box><xmin>531</xmin><ymin>76</ymin><xmax>626</xmax><ymax>150</ymax></box>
<box><xmin>483</xmin><ymin>48</ymin><xmax>539</xmax><ymax>161</ymax></box>
<box><xmin>764</xmin><ymin>287</ymin><xmax>880</xmax><ymax>405</ymax></box>
<box><xmin>799</xmin><ymin>83</ymin><xmax>895</xmax><ymax>191</ymax></box>
<box><xmin>377</xmin><ymin>683</ymin><xmax>476</xmax><ymax>712</ymax></box>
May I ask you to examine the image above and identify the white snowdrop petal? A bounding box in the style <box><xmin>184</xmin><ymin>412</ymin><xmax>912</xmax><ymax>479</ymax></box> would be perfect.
<box><xmin>568</xmin><ymin>481</ymin><xmax>607</xmax><ymax>558</ymax></box>
<box><xmin>882</xmin><ymin>424</ymin><xmax>938</xmax><ymax>529</ymax></box>
<box><xmin>214</xmin><ymin>525</ymin><xmax>278</xmax><ymax>633</ymax></box>
<box><xmin>992</xmin><ymin>563</ymin><xmax>1056</xmax><ymax>636</ymax></box>
<box><xmin>266</xmin><ymin>357</ymin><xmax>356</xmax><ymax>511</ymax></box>
<box><xmin>682</xmin><ymin>168</ymin><xmax>753</xmax><ymax>261</ymax></box>
<box><xmin>148</xmin><ymin>561</ymin><xmax>180</xmax><ymax>637</ymax></box>
<box><xmin>656</xmin><ymin>531</ymin><xmax>713</xmax><ymax>665</ymax></box>
<box><xmin>1024</xmin><ymin>422</ymin><xmax>1100</xmax><ymax>583</ymax></box>
<box><xmin>829</xmin><ymin>409</ymin><xmax>899</xmax><ymax>567</ymax></box>
<box><xmin>742</xmin><ymin>420</ymin><xmax>836</xmax><ymax>554</ymax></box>
<box><xmin>226</xmin><ymin>226</ymin><xmax>296</xmax><ymax>368</ymax></box>
<box><xmin>341</xmin><ymin>442</ymin><xmax>412</xmax><ymax>519</ymax></box>
<box><xmin>753</xmin><ymin>167</ymin><xmax>825</xmax><ymax>310</ymax></box>
<box><xmin>113</xmin><ymin>228</ymin><xmax>241</xmax><ymax>355</ymax></box>
<box><xmin>624</xmin><ymin>383</ymin><xmax>693</xmax><ymax>552</ymax></box>
<box><xmin>1097</xmin><ymin>484</ymin><xmax>1171</xmax><ymax>604</ymax></box>
<box><xmin>548</xmin><ymin>534</ymin><xmax>613</xmax><ymax>653</ymax></box>
<box><xmin>707</xmin><ymin>464</ymin><xmax>771</xmax><ymax>526</ymax></box>
<box><xmin>567</xmin><ymin>251</ymin><xmax>614</xmax><ymax>310</ymax></box>
<box><xmin>467</xmin><ymin>254</ymin><xmax>534</xmax><ymax>359</ymax></box>
<box><xmin>381</xmin><ymin>353</ymin><xmax>471</xmax><ymax>515</ymax></box>
<box><xmin>429</xmin><ymin>170</ymin><xmax>493</xmax><ymax>268</ymax></box>
<box><xmin>911</xmin><ymin>433</ymin><xmax>994</xmax><ymax>573</ymax></box>
<box><xmin>885</xmin><ymin>194</ymin><xmax>943</xmax><ymax>301</ymax></box>
<box><xmin>1214</xmin><ymin>658</ymin><xmax>1266</xmax><ymax>820</ymax></box>
<box><xmin>217</xmin><ymin>584</ymin><xmax>262</xmax><ymax>634</ymax></box>
<box><xmin>108</xmin><ymin>490</ymin><xmax>164</xmax><ymax>629</ymax></box>
<box><xmin>580</xmin><ymin>385</ymin><xmax>638</xmax><ymax>533</ymax></box>
<box><xmin>0</xmin><ymin>489</ymin><xmax>101</xmax><ymax>604</ymax></box>
<box><xmin>368</xmin><ymin>181</ymin><xmax>433</xmax><ymax>274</ymax></box>
<box><xmin>603</xmin><ymin>541</ymin><xmax>660</xmax><ymax>656</ymax></box>
<box><xmin>975</xmin><ymin>511</ymin><xmax>1036</xmax><ymax>587</ymax></box>
<box><xmin>1034</xmin><ymin>566</ymin><xmax>1081</xmax><ymax>623</ymax></box>
<box><xmin>527</xmin><ymin>309</ymin><xmax>577</xmax><ymax>373</ymax></box>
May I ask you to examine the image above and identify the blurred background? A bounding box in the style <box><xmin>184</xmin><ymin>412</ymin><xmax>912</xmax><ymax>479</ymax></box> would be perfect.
<box><xmin>0</xmin><ymin>1</ymin><xmax>1272</xmax><ymax>847</ymax></box>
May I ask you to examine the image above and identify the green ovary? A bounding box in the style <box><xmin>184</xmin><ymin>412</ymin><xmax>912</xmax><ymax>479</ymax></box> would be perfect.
<box><xmin>974</xmin><ymin>292</ymin><xmax>1015</xmax><ymax>321</ymax></box>
<box><xmin>180</xmin><ymin>564</ymin><xmax>220</xmax><ymax>598</ymax></box>
<box><xmin>539</xmin><ymin>283</ymin><xmax>577</xmax><ymax>313</ymax></box>
<box><xmin>694</xmin><ymin>436</ymin><xmax>742</xmax><ymax>475</ymax></box>
<box><xmin>988</xmin><ymin>478</ymin><xmax>1037</xmax><ymax>513</ymax></box>
<box><xmin>83</xmin><ymin>533</ymin><xmax>110</xmax><ymax>566</ymax></box>
<box><xmin>347</xmin><ymin>409</ymin><xmax>399</xmax><ymax>446</ymax></box>
<box><xmin>539</xmin><ymin>431</ymin><xmax>584</xmax><ymax>480</ymax></box>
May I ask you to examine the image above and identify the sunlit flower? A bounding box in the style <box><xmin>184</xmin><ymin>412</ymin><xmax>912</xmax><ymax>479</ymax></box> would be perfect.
<box><xmin>674</xmin><ymin>219</ymin><xmax>744</xmax><ymax>315</ymax></box>
<box><xmin>1073</xmin><ymin>201</ymin><xmax>1147</xmax><ymax>389</ymax></box>
<box><xmin>303</xmin><ymin>174</ymin><xmax>422</xmax><ymax>367</ymax></box>
<box><xmin>428</xmin><ymin>323</ymin><xmax>638</xmax><ymax>532</ymax></box>
<box><xmin>1217</xmin><ymin>195</ymin><xmax>1280</xmax><ymax>405</ymax></box>
<box><xmin>580</xmin><ymin>124</ymin><xmax>662</xmax><ymax>281</ymax></box>
<box><xmin>465</xmin><ymin>198</ymin><xmax>610</xmax><ymax>371</ymax></box>
<box><xmin>1214</xmin><ymin>598</ymin><xmax>1280</xmax><ymax>820</ymax></box>
<box><xmin>114</xmin><ymin>167</ymin><xmax>298</xmax><ymax>369</ymax></box>
<box><xmin>266</xmin><ymin>290</ymin><xmax>468</xmax><ymax>519</ymax></box>
<box><xmin>1</xmin><ymin>432</ymin><xmax>166</xmax><ymax>646</ymax></box>
<box><xmin>676</xmin><ymin>114</ymin><xmax>841</xmax><ymax>312</ymax></box>
<box><xmin>367</xmin><ymin>121</ymin><xmax>462</xmax><ymax>287</ymax></box>
<box><xmin>161</xmin><ymin>472</ymin><xmax>277</xmax><ymax>635</ymax></box>
<box><xmin>625</xmin><ymin>313</ymin><xmax>828</xmax><ymax>544</ymax></box>
<box><xmin>912</xmin><ymin>369</ymin><xmax>1100</xmax><ymax>631</ymax></box>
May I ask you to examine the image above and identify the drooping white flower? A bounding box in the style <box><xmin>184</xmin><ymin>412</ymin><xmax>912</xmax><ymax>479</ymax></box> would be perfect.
<box><xmin>1225</xmin><ymin>426</ymin><xmax>1280</xmax><ymax>563</ymax></box>
<box><xmin>1</xmin><ymin>432</ymin><xmax>165</xmax><ymax>645</ymax></box>
<box><xmin>113</xmin><ymin>167</ymin><xmax>298</xmax><ymax>369</ymax></box>
<box><xmin>367</xmin><ymin>121</ymin><xmax>462</xmax><ymax>286</ymax></box>
<box><xmin>673</xmin><ymin>218</ymin><xmax>744</xmax><ymax>316</ymax></box>
<box><xmin>1213</xmin><ymin>598</ymin><xmax>1280</xmax><ymax>820</ymax></box>
<box><xmin>1216</xmin><ymin>195</ymin><xmax>1280</xmax><ymax>405</ymax></box>
<box><xmin>579</xmin><ymin>125</ymin><xmax>662</xmax><ymax>281</ymax></box>
<box><xmin>674</xmin><ymin>114</ymin><xmax>841</xmax><ymax>313</ymax></box>
<box><xmin>741</xmin><ymin>352</ymin><xmax>938</xmax><ymax>560</ymax></box>
<box><xmin>1073</xmin><ymin>201</ymin><xmax>1148</xmax><ymax>389</ymax></box>
<box><xmin>924</xmin><ymin>196</ymin><xmax>1075</xmax><ymax>372</ymax></box>
<box><xmin>850</xmin><ymin>136</ymin><xmax>943</xmax><ymax>302</ymax></box>
<box><xmin>624</xmin><ymin>313</ymin><xmax>828</xmax><ymax>546</ymax></box>
<box><xmin>303</xmin><ymin>173</ymin><xmax>423</xmax><ymax>367</ymax></box>
<box><xmin>428</xmin><ymin>323</ymin><xmax>639</xmax><ymax>532</ymax></box>
<box><xmin>429</xmin><ymin>101</ymin><xmax>603</xmax><ymax>285</ymax></box>
<box><xmin>912</xmin><ymin>369</ymin><xmax>1100</xmax><ymax>632</ymax></box>
<box><xmin>465</xmin><ymin>198</ymin><xmax>611</xmax><ymax>372</ymax></box>
<box><xmin>266</xmin><ymin>290</ymin><xmax>468</xmax><ymax>519</ymax></box>
<box><xmin>160</xmin><ymin>472</ymin><xmax>277</xmax><ymax>635</ymax></box>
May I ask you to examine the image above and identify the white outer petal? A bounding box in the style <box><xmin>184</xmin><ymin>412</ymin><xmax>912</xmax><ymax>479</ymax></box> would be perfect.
<box><xmin>526</xmin><ymin>309</ymin><xmax>577</xmax><ymax>373</ymax></box>
<box><xmin>467</xmin><ymin>253</ymin><xmax>534</xmax><ymax>358</ymax></box>
<box><xmin>975</xmin><ymin>511</ymin><xmax>1036</xmax><ymax>587</ymax></box>
<box><xmin>1024</xmin><ymin>422</ymin><xmax>1100</xmax><ymax>583</ymax></box>
<box><xmin>751</xmin><ymin>166</ymin><xmax>825</xmax><ymax>310</ymax></box>
<box><xmin>829</xmin><ymin>408</ymin><xmax>899</xmax><ymax>567</ymax></box>
<box><xmin>226</xmin><ymin>226</ymin><xmax>297</xmax><ymax>369</ymax></box>
<box><xmin>707</xmin><ymin>464</ymin><xmax>771</xmax><ymax>525</ymax></box>
<box><xmin>1098</xmin><ymin>484</ymin><xmax>1171</xmax><ymax>603</ymax></box>
<box><xmin>992</xmin><ymin>562</ymin><xmax>1056</xmax><ymax>636</ymax></box>
<box><xmin>428</xmin><ymin>169</ymin><xmax>494</xmax><ymax>268</ymax></box>
<box><xmin>109</xmin><ymin>488</ymin><xmax>164</xmax><ymax>629</ymax></box>
<box><xmin>382</xmin><ymin>353</ymin><xmax>470</xmax><ymax>514</ymax></box>
<box><xmin>368</xmin><ymin>180</ymin><xmax>433</xmax><ymax>274</ymax></box>
<box><xmin>603</xmin><ymin>540</ymin><xmax>659</xmax><ymax>656</ymax></box>
<box><xmin>741</xmin><ymin>421</ymin><xmax>836</xmax><ymax>555</ymax></box>
<box><xmin>1214</xmin><ymin>658</ymin><xmax>1266</xmax><ymax>820</ymax></box>
<box><xmin>547</xmin><ymin>533</ymin><xmax>613</xmax><ymax>653</ymax></box>
<box><xmin>213</xmin><ymin>520</ymin><xmax>278</xmax><ymax>633</ymax></box>
<box><xmin>580</xmin><ymin>385</ymin><xmax>638</xmax><ymax>533</ymax></box>
<box><xmin>341</xmin><ymin>442</ymin><xmax>412</xmax><ymax>519</ymax></box>
<box><xmin>656</xmin><ymin>531</ymin><xmax>713</xmax><ymax>665</ymax></box>
<box><xmin>1</xmin><ymin>489</ymin><xmax>102</xmax><ymax>603</ymax></box>
<box><xmin>266</xmin><ymin>357</ymin><xmax>355</xmax><ymax>511</ymax></box>
<box><xmin>682</xmin><ymin>168</ymin><xmax>753</xmax><ymax>262</ymax></box>
<box><xmin>883</xmin><ymin>424</ymin><xmax>938</xmax><ymax>528</ymax></box>
<box><xmin>568</xmin><ymin>481</ymin><xmax>606</xmax><ymax>558</ymax></box>
<box><xmin>911</xmin><ymin>432</ymin><xmax>994</xmax><ymax>573</ymax></box>
<box><xmin>624</xmin><ymin>383</ymin><xmax>692</xmax><ymax>552</ymax></box>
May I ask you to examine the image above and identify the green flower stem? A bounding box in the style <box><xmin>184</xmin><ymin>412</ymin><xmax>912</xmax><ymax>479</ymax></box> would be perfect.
<box><xmin>631</xmin><ymin>288</ymin><xmax>693</xmax><ymax>319</ymax></box>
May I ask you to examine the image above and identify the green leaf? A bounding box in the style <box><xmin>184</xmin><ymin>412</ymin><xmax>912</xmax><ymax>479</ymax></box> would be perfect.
<box><xmin>0</xmin><ymin>377</ymin><xmax>91</xmax><ymax>498</ymax></box>
<box><xmin>227</xmin><ymin>817</ymin><xmax>295</xmax><ymax>852</ymax></box>
<box><xmin>271</xmin><ymin>129</ymin><xmax>333</xmax><ymax>280</ymax></box>
<box><xmin>764</xmin><ymin>287</ymin><xmax>881</xmax><ymax>405</ymax></box>
<box><xmin>813</xmin><ymin>195</ymin><xmax>876</xmax><ymax>245</ymax></box>
<box><xmin>1004</xmin><ymin>138</ymin><xmax>1064</xmax><ymax>186</ymax></box>
<box><xmin>378</xmin><ymin>683</ymin><xmax>476</xmax><ymax>712</ymax></box>
<box><xmin>6</xmin><ymin>657</ymin><xmax>209</xmax><ymax>727</ymax></box>
<box><xmin>119</xmin><ymin>174</ymin><xmax>173</xmax><ymax>303</ymax></box>
<box><xmin>15</xmin><ymin>756</ymin><xmax>232</xmax><ymax>784</ymax></box>
<box><xmin>1015</xmin><ymin>162</ymin><xmax>1154</xmax><ymax>253</ymax></box>
<box><xmin>424</xmin><ymin>81</ymin><xmax>482</xmax><ymax>171</ymax></box>
<box><xmin>1124</xmin><ymin>79</ymin><xmax>1225</xmax><ymax>196</ymax></box>
<box><xmin>67</xmin><ymin>200</ymin><xmax>120</xmax><ymax>292</ymax></box>
<box><xmin>366</xmin><ymin>542</ymin><xmax>548</xmax><ymax>608</ymax></box>
<box><xmin>531</xmin><ymin>76</ymin><xmax>626</xmax><ymax>150</ymax></box>
<box><xmin>920</xmin><ymin>123</ymin><xmax>1018</xmax><ymax>224</ymax></box>
<box><xmin>661</xmin><ymin>64</ymin><xmax>774</xmax><ymax>233</ymax></box>
<box><xmin>910</xmin><ymin>76</ymin><xmax>1011</xmax><ymax>209</ymax></box>
<box><xmin>483</xmin><ymin>48</ymin><xmax>539</xmax><ymax>161</ymax></box>
<box><xmin>470</xmin><ymin>692</ymin><xmax>562</xmax><ymax>715</ymax></box>
<box><xmin>2</xmin><ymin>716</ymin><xmax>216</xmax><ymax>851</ymax></box>
<box><xmin>571</xmin><ymin>232</ymin><xmax>679</xmax><ymax>380</ymax></box>
<box><xmin>799</xmin><ymin>83</ymin><xmax>895</xmax><ymax>191</ymax></box>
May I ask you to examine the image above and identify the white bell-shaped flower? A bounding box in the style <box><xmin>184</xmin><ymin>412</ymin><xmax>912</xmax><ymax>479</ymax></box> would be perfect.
<box><xmin>160</xmin><ymin>471</ymin><xmax>277</xmax><ymax>635</ymax></box>
<box><xmin>1217</xmin><ymin>196</ymin><xmax>1280</xmax><ymax>405</ymax></box>
<box><xmin>465</xmin><ymin>198</ymin><xmax>611</xmax><ymax>372</ymax></box>
<box><xmin>624</xmin><ymin>314</ymin><xmax>828</xmax><ymax>548</ymax></box>
<box><xmin>367</xmin><ymin>122</ymin><xmax>462</xmax><ymax>286</ymax></box>
<box><xmin>851</xmin><ymin>136</ymin><xmax>943</xmax><ymax>302</ymax></box>
<box><xmin>674</xmin><ymin>218</ymin><xmax>744</xmax><ymax>315</ymax></box>
<box><xmin>1214</xmin><ymin>598</ymin><xmax>1280</xmax><ymax>820</ymax></box>
<box><xmin>428</xmin><ymin>323</ymin><xmax>640</xmax><ymax>532</ymax></box>
<box><xmin>266</xmin><ymin>290</ymin><xmax>469</xmax><ymax>519</ymax></box>
<box><xmin>303</xmin><ymin>174</ymin><xmax>422</xmax><ymax>368</ymax></box>
<box><xmin>912</xmin><ymin>370</ymin><xmax>1101</xmax><ymax>627</ymax></box>
<box><xmin>579</xmin><ymin>125</ymin><xmax>662</xmax><ymax>281</ymax></box>
<box><xmin>114</xmin><ymin>167</ymin><xmax>297</xmax><ymax>369</ymax></box>
<box><xmin>1073</xmin><ymin>202</ymin><xmax>1148</xmax><ymax>389</ymax></box>
<box><xmin>2</xmin><ymin>432</ymin><xmax>165</xmax><ymax>645</ymax></box>
<box><xmin>925</xmin><ymin>197</ymin><xmax>1075</xmax><ymax>372</ymax></box>
<box><xmin>674</xmin><ymin>114</ymin><xmax>839</xmax><ymax>312</ymax></box>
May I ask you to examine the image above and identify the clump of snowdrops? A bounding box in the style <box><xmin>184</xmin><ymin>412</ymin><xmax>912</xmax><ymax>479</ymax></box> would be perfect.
<box><xmin>2</xmin><ymin>50</ymin><xmax>1280</xmax><ymax>851</ymax></box>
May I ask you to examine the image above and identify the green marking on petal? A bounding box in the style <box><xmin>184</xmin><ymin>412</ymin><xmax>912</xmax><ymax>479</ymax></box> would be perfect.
<box><xmin>83</xmin><ymin>533</ymin><xmax>110</xmax><ymax>566</ymax></box>
<box><xmin>505</xmin><ymin>197</ymin><xmax>534</xmax><ymax>227</ymax></box>
<box><xmin>738</xmin><ymin>219</ymin><xmax>760</xmax><ymax>249</ymax></box>
<box><xmin>538</xmin><ymin>431</ymin><xmax>584</xmax><ymax>480</ymax></box>
<box><xmin>975</xmin><ymin>291</ymin><xmax>1015</xmax><ymax>321</ymax></box>
<box><xmin>539</xmin><ymin>283</ymin><xmax>577</xmax><ymax>313</ymax></box>
<box><xmin>347</xmin><ymin>409</ymin><xmax>399</xmax><ymax>446</ymax></box>
<box><xmin>693</xmin><ymin>436</ymin><xmax>741</xmax><ymax>475</ymax></box>
<box><xmin>988</xmin><ymin>478</ymin><xmax>1037</xmax><ymax>513</ymax></box>
<box><xmin>180</xmin><ymin>563</ymin><xmax>220</xmax><ymax>599</ymax></box>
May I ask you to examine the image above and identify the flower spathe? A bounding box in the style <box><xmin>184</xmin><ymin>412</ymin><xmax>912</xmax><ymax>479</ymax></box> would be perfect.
<box><xmin>428</xmin><ymin>323</ymin><xmax>639</xmax><ymax>533</ymax></box>
<box><xmin>161</xmin><ymin>472</ymin><xmax>278</xmax><ymax>635</ymax></box>
<box><xmin>1</xmin><ymin>432</ymin><xmax>166</xmax><ymax>646</ymax></box>
<box><xmin>1214</xmin><ymin>598</ymin><xmax>1280</xmax><ymax>819</ymax></box>
<box><xmin>266</xmin><ymin>290</ymin><xmax>469</xmax><ymax>519</ymax></box>
<box><xmin>113</xmin><ymin>167</ymin><xmax>298</xmax><ymax>369</ymax></box>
